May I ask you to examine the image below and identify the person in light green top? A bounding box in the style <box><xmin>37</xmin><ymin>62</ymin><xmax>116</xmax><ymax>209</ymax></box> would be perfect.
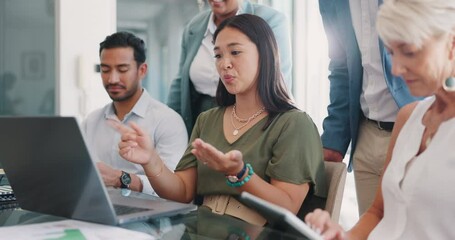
<box><xmin>114</xmin><ymin>14</ymin><xmax>326</xmax><ymax>227</ymax></box>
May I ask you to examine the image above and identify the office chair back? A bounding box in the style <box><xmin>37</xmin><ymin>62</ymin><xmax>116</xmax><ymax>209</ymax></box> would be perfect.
<box><xmin>324</xmin><ymin>161</ymin><xmax>347</xmax><ymax>223</ymax></box>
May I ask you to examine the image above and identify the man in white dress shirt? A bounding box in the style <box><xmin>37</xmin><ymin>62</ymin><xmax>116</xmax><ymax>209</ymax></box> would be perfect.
<box><xmin>83</xmin><ymin>32</ymin><xmax>188</xmax><ymax>196</ymax></box>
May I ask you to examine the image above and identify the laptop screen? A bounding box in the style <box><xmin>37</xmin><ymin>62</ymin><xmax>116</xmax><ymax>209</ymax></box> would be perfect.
<box><xmin>0</xmin><ymin>116</ymin><xmax>196</xmax><ymax>225</ymax></box>
<box><xmin>0</xmin><ymin>117</ymin><xmax>119</xmax><ymax>224</ymax></box>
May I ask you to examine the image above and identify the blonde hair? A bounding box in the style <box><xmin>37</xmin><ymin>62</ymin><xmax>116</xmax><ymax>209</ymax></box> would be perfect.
<box><xmin>377</xmin><ymin>0</ymin><xmax>455</xmax><ymax>48</ymax></box>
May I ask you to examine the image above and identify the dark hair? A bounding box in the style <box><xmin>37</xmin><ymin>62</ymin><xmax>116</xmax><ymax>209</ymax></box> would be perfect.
<box><xmin>213</xmin><ymin>14</ymin><xmax>295</xmax><ymax>129</ymax></box>
<box><xmin>99</xmin><ymin>31</ymin><xmax>146</xmax><ymax>66</ymax></box>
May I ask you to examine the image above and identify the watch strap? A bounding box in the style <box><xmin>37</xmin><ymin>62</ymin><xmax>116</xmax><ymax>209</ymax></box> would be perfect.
<box><xmin>120</xmin><ymin>171</ymin><xmax>131</xmax><ymax>189</ymax></box>
<box><xmin>226</xmin><ymin>163</ymin><xmax>247</xmax><ymax>183</ymax></box>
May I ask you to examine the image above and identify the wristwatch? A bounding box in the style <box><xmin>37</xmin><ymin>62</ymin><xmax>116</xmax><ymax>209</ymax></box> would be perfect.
<box><xmin>226</xmin><ymin>164</ymin><xmax>247</xmax><ymax>183</ymax></box>
<box><xmin>120</xmin><ymin>171</ymin><xmax>131</xmax><ymax>189</ymax></box>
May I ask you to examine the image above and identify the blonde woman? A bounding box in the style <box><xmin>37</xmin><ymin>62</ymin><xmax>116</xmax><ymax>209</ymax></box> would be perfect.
<box><xmin>305</xmin><ymin>0</ymin><xmax>455</xmax><ymax>239</ymax></box>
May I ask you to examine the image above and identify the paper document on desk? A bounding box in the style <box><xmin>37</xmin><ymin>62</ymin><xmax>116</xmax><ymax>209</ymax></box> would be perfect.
<box><xmin>0</xmin><ymin>219</ymin><xmax>155</xmax><ymax>240</ymax></box>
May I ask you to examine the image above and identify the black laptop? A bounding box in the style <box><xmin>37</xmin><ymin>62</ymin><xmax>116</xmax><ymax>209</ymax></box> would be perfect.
<box><xmin>0</xmin><ymin>117</ymin><xmax>196</xmax><ymax>225</ymax></box>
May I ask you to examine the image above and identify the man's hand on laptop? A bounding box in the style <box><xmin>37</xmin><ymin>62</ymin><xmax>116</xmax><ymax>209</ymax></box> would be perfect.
<box><xmin>96</xmin><ymin>162</ymin><xmax>143</xmax><ymax>192</ymax></box>
<box><xmin>96</xmin><ymin>162</ymin><xmax>122</xmax><ymax>187</ymax></box>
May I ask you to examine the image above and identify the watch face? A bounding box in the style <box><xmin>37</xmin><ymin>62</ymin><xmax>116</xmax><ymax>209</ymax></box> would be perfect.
<box><xmin>227</xmin><ymin>175</ymin><xmax>239</xmax><ymax>183</ymax></box>
<box><xmin>121</xmin><ymin>172</ymin><xmax>131</xmax><ymax>185</ymax></box>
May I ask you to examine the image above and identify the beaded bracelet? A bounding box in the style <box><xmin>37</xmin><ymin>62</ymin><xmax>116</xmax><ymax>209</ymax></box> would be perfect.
<box><xmin>226</xmin><ymin>163</ymin><xmax>254</xmax><ymax>187</ymax></box>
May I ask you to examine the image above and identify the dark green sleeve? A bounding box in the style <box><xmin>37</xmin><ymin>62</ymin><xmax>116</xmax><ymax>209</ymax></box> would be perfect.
<box><xmin>265</xmin><ymin>111</ymin><xmax>327</xmax><ymax>197</ymax></box>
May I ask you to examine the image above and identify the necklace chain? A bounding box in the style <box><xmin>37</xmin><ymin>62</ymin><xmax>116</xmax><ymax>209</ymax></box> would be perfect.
<box><xmin>230</xmin><ymin>105</ymin><xmax>265</xmax><ymax>136</ymax></box>
<box><xmin>233</xmin><ymin>105</ymin><xmax>249</xmax><ymax>123</ymax></box>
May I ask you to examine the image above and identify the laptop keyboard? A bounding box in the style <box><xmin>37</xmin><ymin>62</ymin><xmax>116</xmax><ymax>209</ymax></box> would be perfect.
<box><xmin>0</xmin><ymin>185</ymin><xmax>19</xmax><ymax>211</ymax></box>
<box><xmin>113</xmin><ymin>204</ymin><xmax>152</xmax><ymax>215</ymax></box>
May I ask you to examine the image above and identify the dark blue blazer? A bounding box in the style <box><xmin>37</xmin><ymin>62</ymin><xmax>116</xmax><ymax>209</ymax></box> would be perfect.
<box><xmin>318</xmin><ymin>0</ymin><xmax>418</xmax><ymax>170</ymax></box>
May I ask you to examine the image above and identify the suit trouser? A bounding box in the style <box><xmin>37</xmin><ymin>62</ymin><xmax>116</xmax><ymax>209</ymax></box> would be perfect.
<box><xmin>353</xmin><ymin>118</ymin><xmax>392</xmax><ymax>216</ymax></box>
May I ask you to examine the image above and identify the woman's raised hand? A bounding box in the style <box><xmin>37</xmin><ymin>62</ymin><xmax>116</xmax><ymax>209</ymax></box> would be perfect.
<box><xmin>110</xmin><ymin>120</ymin><xmax>155</xmax><ymax>166</ymax></box>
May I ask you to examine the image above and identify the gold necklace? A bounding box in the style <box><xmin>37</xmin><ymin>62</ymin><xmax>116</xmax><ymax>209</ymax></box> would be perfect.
<box><xmin>233</xmin><ymin>105</ymin><xmax>249</xmax><ymax>123</ymax></box>
<box><xmin>230</xmin><ymin>105</ymin><xmax>265</xmax><ymax>136</ymax></box>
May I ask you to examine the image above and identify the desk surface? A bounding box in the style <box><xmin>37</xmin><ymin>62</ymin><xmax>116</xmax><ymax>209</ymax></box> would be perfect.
<box><xmin>0</xmin><ymin>207</ymin><xmax>308</xmax><ymax>239</ymax></box>
<box><xmin>0</xmin><ymin>181</ymin><xmax>307</xmax><ymax>239</ymax></box>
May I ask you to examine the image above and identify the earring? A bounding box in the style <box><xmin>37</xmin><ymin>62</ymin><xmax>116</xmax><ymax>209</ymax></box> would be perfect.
<box><xmin>443</xmin><ymin>77</ymin><xmax>455</xmax><ymax>92</ymax></box>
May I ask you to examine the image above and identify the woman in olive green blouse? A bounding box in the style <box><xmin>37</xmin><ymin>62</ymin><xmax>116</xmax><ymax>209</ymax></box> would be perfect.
<box><xmin>115</xmin><ymin>14</ymin><xmax>327</xmax><ymax>226</ymax></box>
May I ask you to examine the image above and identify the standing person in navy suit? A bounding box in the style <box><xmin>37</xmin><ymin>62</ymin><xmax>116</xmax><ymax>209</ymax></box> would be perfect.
<box><xmin>318</xmin><ymin>0</ymin><xmax>418</xmax><ymax>215</ymax></box>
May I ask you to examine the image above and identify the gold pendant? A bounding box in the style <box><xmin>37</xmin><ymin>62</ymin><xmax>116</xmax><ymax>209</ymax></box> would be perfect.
<box><xmin>233</xmin><ymin>129</ymin><xmax>239</xmax><ymax>136</ymax></box>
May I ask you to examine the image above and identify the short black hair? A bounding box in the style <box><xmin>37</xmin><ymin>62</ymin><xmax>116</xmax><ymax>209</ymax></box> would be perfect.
<box><xmin>99</xmin><ymin>31</ymin><xmax>146</xmax><ymax>65</ymax></box>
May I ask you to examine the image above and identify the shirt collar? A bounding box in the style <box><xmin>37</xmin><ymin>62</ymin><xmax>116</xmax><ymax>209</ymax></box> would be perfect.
<box><xmin>104</xmin><ymin>89</ymin><xmax>150</xmax><ymax>121</ymax></box>
<box><xmin>204</xmin><ymin>7</ymin><xmax>243</xmax><ymax>37</ymax></box>
<box><xmin>205</xmin><ymin>12</ymin><xmax>217</xmax><ymax>37</ymax></box>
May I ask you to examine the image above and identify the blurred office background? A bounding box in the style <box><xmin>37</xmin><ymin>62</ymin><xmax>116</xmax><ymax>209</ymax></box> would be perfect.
<box><xmin>0</xmin><ymin>0</ymin><xmax>329</xmax><ymax>129</ymax></box>
<box><xmin>0</xmin><ymin>0</ymin><xmax>358</xmax><ymax>228</ymax></box>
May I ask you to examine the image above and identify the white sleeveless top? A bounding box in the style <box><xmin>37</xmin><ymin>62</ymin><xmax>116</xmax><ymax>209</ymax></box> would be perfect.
<box><xmin>369</xmin><ymin>96</ymin><xmax>455</xmax><ymax>239</ymax></box>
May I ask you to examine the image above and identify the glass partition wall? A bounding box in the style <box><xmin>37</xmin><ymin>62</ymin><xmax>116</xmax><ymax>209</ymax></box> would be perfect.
<box><xmin>117</xmin><ymin>0</ymin><xmax>201</xmax><ymax>102</ymax></box>
<box><xmin>0</xmin><ymin>0</ymin><xmax>56</xmax><ymax>116</ymax></box>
